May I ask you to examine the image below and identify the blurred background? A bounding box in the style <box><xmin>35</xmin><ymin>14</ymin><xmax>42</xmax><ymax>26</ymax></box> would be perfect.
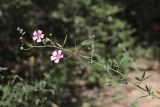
<box><xmin>0</xmin><ymin>0</ymin><xmax>159</xmax><ymax>107</ymax></box>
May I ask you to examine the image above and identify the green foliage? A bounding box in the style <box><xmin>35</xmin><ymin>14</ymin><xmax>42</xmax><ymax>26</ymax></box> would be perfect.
<box><xmin>0</xmin><ymin>0</ymin><xmax>135</xmax><ymax>107</ymax></box>
<box><xmin>130</xmin><ymin>100</ymin><xmax>138</xmax><ymax>107</ymax></box>
<box><xmin>118</xmin><ymin>0</ymin><xmax>160</xmax><ymax>52</ymax></box>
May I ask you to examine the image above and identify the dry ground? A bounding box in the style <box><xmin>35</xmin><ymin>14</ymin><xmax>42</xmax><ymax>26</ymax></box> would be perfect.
<box><xmin>82</xmin><ymin>58</ymin><xmax>160</xmax><ymax>107</ymax></box>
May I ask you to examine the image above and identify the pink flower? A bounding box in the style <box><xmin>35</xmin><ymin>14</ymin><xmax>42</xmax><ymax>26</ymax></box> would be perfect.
<box><xmin>50</xmin><ymin>50</ymin><xmax>64</xmax><ymax>63</ymax></box>
<box><xmin>32</xmin><ymin>30</ymin><xmax>44</xmax><ymax>42</ymax></box>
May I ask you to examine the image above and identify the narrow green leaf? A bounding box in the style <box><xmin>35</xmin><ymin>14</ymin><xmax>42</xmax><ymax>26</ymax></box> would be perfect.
<box><xmin>141</xmin><ymin>71</ymin><xmax>146</xmax><ymax>80</ymax></box>
<box><xmin>146</xmin><ymin>85</ymin><xmax>149</xmax><ymax>91</ymax></box>
<box><xmin>135</xmin><ymin>77</ymin><xmax>141</xmax><ymax>81</ymax></box>
<box><xmin>82</xmin><ymin>40</ymin><xmax>92</xmax><ymax>46</ymax></box>
<box><xmin>82</xmin><ymin>40</ymin><xmax>88</xmax><ymax>46</ymax></box>
<box><xmin>42</xmin><ymin>39</ymin><xmax>46</xmax><ymax>45</ymax></box>
<box><xmin>56</xmin><ymin>43</ymin><xmax>62</xmax><ymax>48</ymax></box>
<box><xmin>27</xmin><ymin>43</ymin><xmax>33</xmax><ymax>47</ymax></box>
<box><xmin>156</xmin><ymin>91</ymin><xmax>160</xmax><ymax>95</ymax></box>
<box><xmin>63</xmin><ymin>35</ymin><xmax>68</xmax><ymax>47</ymax></box>
<box><xmin>143</xmin><ymin>74</ymin><xmax>153</xmax><ymax>81</ymax></box>
<box><xmin>0</xmin><ymin>67</ymin><xmax>8</xmax><ymax>72</ymax></box>
<box><xmin>145</xmin><ymin>85</ymin><xmax>151</xmax><ymax>94</ymax></box>
<box><xmin>139</xmin><ymin>94</ymin><xmax>150</xmax><ymax>98</ymax></box>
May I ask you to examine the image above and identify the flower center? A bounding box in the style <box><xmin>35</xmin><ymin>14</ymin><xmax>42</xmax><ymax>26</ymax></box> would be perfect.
<box><xmin>56</xmin><ymin>54</ymin><xmax>61</xmax><ymax>59</ymax></box>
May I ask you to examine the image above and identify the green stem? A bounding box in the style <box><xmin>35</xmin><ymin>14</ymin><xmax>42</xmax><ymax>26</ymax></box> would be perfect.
<box><xmin>78</xmin><ymin>53</ymin><xmax>160</xmax><ymax>100</ymax></box>
<box><xmin>24</xmin><ymin>44</ymin><xmax>72</xmax><ymax>53</ymax></box>
<box><xmin>23</xmin><ymin>42</ymin><xmax>160</xmax><ymax>100</ymax></box>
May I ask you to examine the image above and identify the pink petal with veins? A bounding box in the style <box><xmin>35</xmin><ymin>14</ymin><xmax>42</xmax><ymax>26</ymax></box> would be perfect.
<box><xmin>60</xmin><ymin>54</ymin><xmax>64</xmax><ymax>58</ymax></box>
<box><xmin>37</xmin><ymin>38</ymin><xmax>41</xmax><ymax>42</ymax></box>
<box><xmin>40</xmin><ymin>34</ymin><xmax>44</xmax><ymax>38</ymax></box>
<box><xmin>52</xmin><ymin>51</ymin><xmax>57</xmax><ymax>56</ymax></box>
<box><xmin>54</xmin><ymin>59</ymin><xmax>60</xmax><ymax>63</ymax></box>
<box><xmin>33</xmin><ymin>31</ymin><xmax>37</xmax><ymax>36</ymax></box>
<box><xmin>32</xmin><ymin>36</ymin><xmax>37</xmax><ymax>41</ymax></box>
<box><xmin>51</xmin><ymin>56</ymin><xmax>56</xmax><ymax>61</ymax></box>
<box><xmin>38</xmin><ymin>30</ymin><xmax>42</xmax><ymax>34</ymax></box>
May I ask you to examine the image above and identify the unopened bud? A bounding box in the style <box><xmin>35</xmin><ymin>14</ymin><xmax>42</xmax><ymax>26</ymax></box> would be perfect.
<box><xmin>20</xmin><ymin>37</ymin><xmax>23</xmax><ymax>40</ymax></box>
<box><xmin>89</xmin><ymin>36</ymin><xmax>92</xmax><ymax>39</ymax></box>
<box><xmin>88</xmin><ymin>47</ymin><xmax>91</xmax><ymax>50</ymax></box>
<box><xmin>28</xmin><ymin>44</ymin><xmax>33</xmax><ymax>47</ymax></box>
<box><xmin>20</xmin><ymin>47</ymin><xmax>24</xmax><ymax>50</ymax></box>
<box><xmin>49</xmin><ymin>33</ymin><xmax>52</xmax><ymax>36</ymax></box>
<box><xmin>17</xmin><ymin>27</ymin><xmax>20</xmax><ymax>31</ymax></box>
<box><xmin>45</xmin><ymin>38</ymin><xmax>50</xmax><ymax>42</ymax></box>
<box><xmin>108</xmin><ymin>16</ymin><xmax>113</xmax><ymax>22</ymax></box>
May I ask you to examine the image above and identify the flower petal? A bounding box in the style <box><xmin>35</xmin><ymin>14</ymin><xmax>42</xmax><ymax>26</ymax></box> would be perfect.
<box><xmin>40</xmin><ymin>34</ymin><xmax>44</xmax><ymax>38</ymax></box>
<box><xmin>33</xmin><ymin>31</ymin><xmax>37</xmax><ymax>36</ymax></box>
<box><xmin>60</xmin><ymin>54</ymin><xmax>63</xmax><ymax>58</ymax></box>
<box><xmin>52</xmin><ymin>51</ymin><xmax>57</xmax><ymax>56</ymax></box>
<box><xmin>38</xmin><ymin>30</ymin><xmax>42</xmax><ymax>34</ymax></box>
<box><xmin>37</xmin><ymin>38</ymin><xmax>41</xmax><ymax>42</ymax></box>
<box><xmin>58</xmin><ymin>50</ymin><xmax>62</xmax><ymax>54</ymax></box>
<box><xmin>54</xmin><ymin>59</ymin><xmax>60</xmax><ymax>63</ymax></box>
<box><xmin>32</xmin><ymin>35</ymin><xmax>37</xmax><ymax>41</ymax></box>
<box><xmin>50</xmin><ymin>56</ymin><xmax>56</xmax><ymax>61</ymax></box>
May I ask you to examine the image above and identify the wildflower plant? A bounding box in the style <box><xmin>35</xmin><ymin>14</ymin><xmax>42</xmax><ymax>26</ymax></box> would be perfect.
<box><xmin>0</xmin><ymin>27</ymin><xmax>159</xmax><ymax>107</ymax></box>
<box><xmin>17</xmin><ymin>28</ymin><xmax>160</xmax><ymax>101</ymax></box>
<box><xmin>0</xmin><ymin>1</ymin><xmax>159</xmax><ymax>107</ymax></box>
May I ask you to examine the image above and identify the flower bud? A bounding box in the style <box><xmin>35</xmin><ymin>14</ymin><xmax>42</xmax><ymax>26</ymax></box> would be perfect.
<box><xmin>20</xmin><ymin>37</ymin><xmax>23</xmax><ymax>40</ymax></box>
<box><xmin>49</xmin><ymin>33</ymin><xmax>52</xmax><ymax>36</ymax></box>
<box><xmin>20</xmin><ymin>47</ymin><xmax>24</xmax><ymax>50</ymax></box>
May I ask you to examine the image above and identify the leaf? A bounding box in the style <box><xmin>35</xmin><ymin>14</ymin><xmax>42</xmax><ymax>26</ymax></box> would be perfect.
<box><xmin>45</xmin><ymin>37</ymin><xmax>50</xmax><ymax>42</ymax></box>
<box><xmin>80</xmin><ymin>0</ymin><xmax>91</xmax><ymax>5</ymax></box>
<box><xmin>55</xmin><ymin>43</ymin><xmax>62</xmax><ymax>48</ymax></box>
<box><xmin>22</xmin><ymin>31</ymin><xmax>26</xmax><ymax>35</ymax></box>
<box><xmin>143</xmin><ymin>74</ymin><xmax>153</xmax><ymax>81</ymax></box>
<box><xmin>145</xmin><ymin>85</ymin><xmax>151</xmax><ymax>94</ymax></box>
<box><xmin>82</xmin><ymin>40</ymin><xmax>92</xmax><ymax>46</ymax></box>
<box><xmin>156</xmin><ymin>91</ymin><xmax>160</xmax><ymax>94</ymax></box>
<box><xmin>0</xmin><ymin>67</ymin><xmax>8</xmax><ymax>72</ymax></box>
<box><xmin>146</xmin><ymin>85</ymin><xmax>149</xmax><ymax>91</ymax></box>
<box><xmin>42</xmin><ymin>39</ymin><xmax>46</xmax><ymax>45</ymax></box>
<box><xmin>141</xmin><ymin>71</ymin><xmax>146</xmax><ymax>80</ymax></box>
<box><xmin>63</xmin><ymin>35</ymin><xmax>68</xmax><ymax>47</ymax></box>
<box><xmin>27</xmin><ymin>43</ymin><xmax>33</xmax><ymax>47</ymax></box>
<box><xmin>139</xmin><ymin>94</ymin><xmax>150</xmax><ymax>98</ymax></box>
<box><xmin>82</xmin><ymin>40</ymin><xmax>88</xmax><ymax>46</ymax></box>
<box><xmin>135</xmin><ymin>77</ymin><xmax>141</xmax><ymax>81</ymax></box>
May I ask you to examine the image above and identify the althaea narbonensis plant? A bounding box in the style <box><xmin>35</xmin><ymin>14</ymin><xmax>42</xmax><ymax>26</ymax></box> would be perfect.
<box><xmin>17</xmin><ymin>28</ymin><xmax>160</xmax><ymax>106</ymax></box>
